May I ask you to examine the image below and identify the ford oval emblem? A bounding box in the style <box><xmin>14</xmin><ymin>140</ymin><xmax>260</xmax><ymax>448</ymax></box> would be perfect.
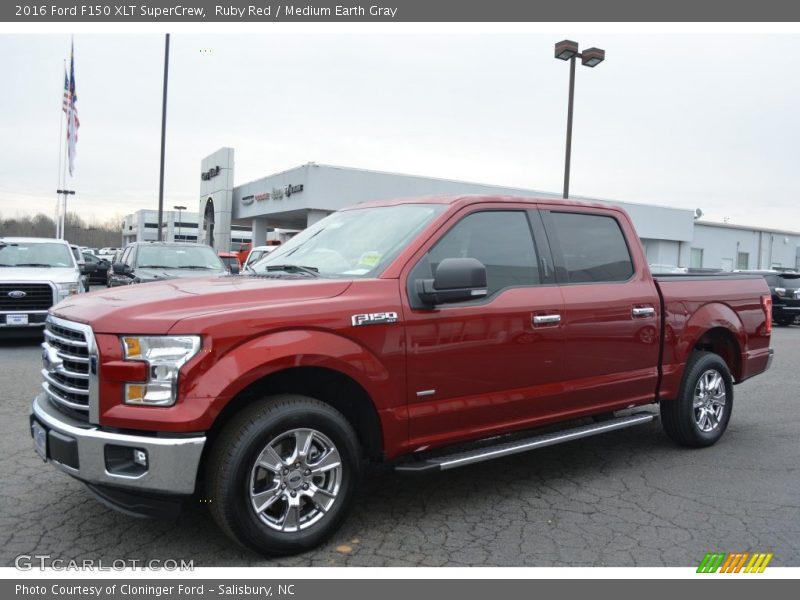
<box><xmin>8</xmin><ymin>290</ymin><xmax>26</xmax><ymax>299</ymax></box>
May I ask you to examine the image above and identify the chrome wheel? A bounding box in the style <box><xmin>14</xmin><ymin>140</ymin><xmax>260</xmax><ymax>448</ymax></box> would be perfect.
<box><xmin>692</xmin><ymin>369</ymin><xmax>726</xmax><ymax>432</ymax></box>
<box><xmin>248</xmin><ymin>428</ymin><xmax>342</xmax><ymax>532</ymax></box>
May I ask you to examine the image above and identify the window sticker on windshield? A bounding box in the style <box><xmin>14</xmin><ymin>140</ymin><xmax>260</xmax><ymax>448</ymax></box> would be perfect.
<box><xmin>342</xmin><ymin>268</ymin><xmax>371</xmax><ymax>276</ymax></box>
<box><xmin>358</xmin><ymin>251</ymin><xmax>382</xmax><ymax>268</ymax></box>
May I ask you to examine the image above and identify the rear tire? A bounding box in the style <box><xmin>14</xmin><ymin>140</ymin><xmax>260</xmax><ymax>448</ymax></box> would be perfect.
<box><xmin>660</xmin><ymin>351</ymin><xmax>733</xmax><ymax>448</ymax></box>
<box><xmin>206</xmin><ymin>394</ymin><xmax>361</xmax><ymax>556</ymax></box>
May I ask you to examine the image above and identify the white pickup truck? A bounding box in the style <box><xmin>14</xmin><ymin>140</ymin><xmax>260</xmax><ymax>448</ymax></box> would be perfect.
<box><xmin>0</xmin><ymin>237</ymin><xmax>92</xmax><ymax>336</ymax></box>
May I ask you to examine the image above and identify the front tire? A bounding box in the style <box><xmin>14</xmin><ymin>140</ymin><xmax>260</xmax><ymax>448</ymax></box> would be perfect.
<box><xmin>206</xmin><ymin>394</ymin><xmax>361</xmax><ymax>555</ymax></box>
<box><xmin>775</xmin><ymin>315</ymin><xmax>795</xmax><ymax>326</ymax></box>
<box><xmin>660</xmin><ymin>351</ymin><xmax>733</xmax><ymax>448</ymax></box>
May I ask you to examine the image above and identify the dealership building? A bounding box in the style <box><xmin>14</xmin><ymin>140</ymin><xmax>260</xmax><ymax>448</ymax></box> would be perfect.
<box><xmin>121</xmin><ymin>208</ymin><xmax>254</xmax><ymax>248</ymax></box>
<box><xmin>123</xmin><ymin>146</ymin><xmax>800</xmax><ymax>272</ymax></box>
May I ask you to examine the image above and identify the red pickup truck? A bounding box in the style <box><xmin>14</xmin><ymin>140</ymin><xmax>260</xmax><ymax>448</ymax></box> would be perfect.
<box><xmin>30</xmin><ymin>196</ymin><xmax>773</xmax><ymax>555</ymax></box>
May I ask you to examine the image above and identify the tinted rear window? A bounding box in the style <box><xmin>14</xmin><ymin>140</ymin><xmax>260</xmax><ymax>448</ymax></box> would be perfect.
<box><xmin>549</xmin><ymin>212</ymin><xmax>634</xmax><ymax>283</ymax></box>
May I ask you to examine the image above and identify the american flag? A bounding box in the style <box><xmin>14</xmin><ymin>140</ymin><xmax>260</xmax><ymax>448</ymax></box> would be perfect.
<box><xmin>62</xmin><ymin>67</ymin><xmax>69</xmax><ymax>115</ymax></box>
<box><xmin>66</xmin><ymin>39</ymin><xmax>80</xmax><ymax>176</ymax></box>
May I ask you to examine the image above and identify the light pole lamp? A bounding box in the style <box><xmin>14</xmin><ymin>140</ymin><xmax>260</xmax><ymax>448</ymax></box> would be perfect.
<box><xmin>173</xmin><ymin>205</ymin><xmax>186</xmax><ymax>242</ymax></box>
<box><xmin>554</xmin><ymin>40</ymin><xmax>605</xmax><ymax>199</ymax></box>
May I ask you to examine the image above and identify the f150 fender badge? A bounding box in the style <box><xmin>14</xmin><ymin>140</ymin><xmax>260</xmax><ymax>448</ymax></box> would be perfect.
<box><xmin>351</xmin><ymin>312</ymin><xmax>399</xmax><ymax>327</ymax></box>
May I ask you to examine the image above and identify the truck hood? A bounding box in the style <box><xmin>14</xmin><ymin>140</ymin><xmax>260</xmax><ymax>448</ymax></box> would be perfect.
<box><xmin>131</xmin><ymin>267</ymin><xmax>225</xmax><ymax>282</ymax></box>
<box><xmin>52</xmin><ymin>274</ymin><xmax>352</xmax><ymax>334</ymax></box>
<box><xmin>0</xmin><ymin>266</ymin><xmax>78</xmax><ymax>284</ymax></box>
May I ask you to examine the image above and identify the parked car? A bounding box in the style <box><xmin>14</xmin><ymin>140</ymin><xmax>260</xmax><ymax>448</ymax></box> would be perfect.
<box><xmin>97</xmin><ymin>247</ymin><xmax>119</xmax><ymax>258</ymax></box>
<box><xmin>233</xmin><ymin>242</ymin><xmax>252</xmax><ymax>268</ymax></box>
<box><xmin>736</xmin><ymin>270</ymin><xmax>800</xmax><ymax>325</ymax></box>
<box><xmin>108</xmin><ymin>241</ymin><xmax>226</xmax><ymax>287</ymax></box>
<box><xmin>243</xmin><ymin>245</ymin><xmax>279</xmax><ymax>270</ymax></box>
<box><xmin>217</xmin><ymin>251</ymin><xmax>241</xmax><ymax>274</ymax></box>
<box><xmin>31</xmin><ymin>196</ymin><xmax>773</xmax><ymax>555</ymax></box>
<box><xmin>0</xmin><ymin>237</ymin><xmax>91</xmax><ymax>336</ymax></box>
<box><xmin>81</xmin><ymin>251</ymin><xmax>110</xmax><ymax>286</ymax></box>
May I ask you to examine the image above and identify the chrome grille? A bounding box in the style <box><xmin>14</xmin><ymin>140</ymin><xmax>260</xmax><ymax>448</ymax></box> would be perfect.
<box><xmin>41</xmin><ymin>316</ymin><xmax>97</xmax><ymax>422</ymax></box>
<box><xmin>0</xmin><ymin>283</ymin><xmax>55</xmax><ymax>311</ymax></box>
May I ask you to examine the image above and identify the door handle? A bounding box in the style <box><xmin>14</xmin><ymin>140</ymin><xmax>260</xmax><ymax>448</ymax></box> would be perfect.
<box><xmin>632</xmin><ymin>306</ymin><xmax>655</xmax><ymax>318</ymax></box>
<box><xmin>533</xmin><ymin>314</ymin><xmax>561</xmax><ymax>326</ymax></box>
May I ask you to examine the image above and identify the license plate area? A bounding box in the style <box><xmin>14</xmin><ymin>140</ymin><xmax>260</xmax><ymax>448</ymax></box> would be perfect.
<box><xmin>31</xmin><ymin>420</ymin><xmax>48</xmax><ymax>461</ymax></box>
<box><xmin>6</xmin><ymin>314</ymin><xmax>28</xmax><ymax>325</ymax></box>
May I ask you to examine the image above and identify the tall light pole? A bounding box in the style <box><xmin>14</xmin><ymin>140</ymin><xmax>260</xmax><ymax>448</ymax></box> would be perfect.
<box><xmin>157</xmin><ymin>33</ymin><xmax>170</xmax><ymax>242</ymax></box>
<box><xmin>554</xmin><ymin>40</ymin><xmax>605</xmax><ymax>199</ymax></box>
<box><xmin>173</xmin><ymin>205</ymin><xmax>186</xmax><ymax>242</ymax></box>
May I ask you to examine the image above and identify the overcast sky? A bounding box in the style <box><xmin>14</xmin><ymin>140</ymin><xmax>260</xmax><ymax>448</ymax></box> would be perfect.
<box><xmin>1</xmin><ymin>33</ymin><xmax>799</xmax><ymax>230</ymax></box>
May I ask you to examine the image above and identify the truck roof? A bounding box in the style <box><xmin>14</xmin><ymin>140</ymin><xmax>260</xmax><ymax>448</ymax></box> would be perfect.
<box><xmin>342</xmin><ymin>194</ymin><xmax>626</xmax><ymax>214</ymax></box>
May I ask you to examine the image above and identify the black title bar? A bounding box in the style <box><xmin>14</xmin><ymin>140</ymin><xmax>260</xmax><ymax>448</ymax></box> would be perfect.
<box><xmin>5</xmin><ymin>0</ymin><xmax>800</xmax><ymax>22</ymax></box>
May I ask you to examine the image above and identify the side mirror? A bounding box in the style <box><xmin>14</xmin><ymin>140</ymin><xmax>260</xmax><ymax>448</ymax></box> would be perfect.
<box><xmin>416</xmin><ymin>257</ymin><xmax>488</xmax><ymax>305</ymax></box>
<box><xmin>80</xmin><ymin>262</ymin><xmax>97</xmax><ymax>274</ymax></box>
<box><xmin>229</xmin><ymin>263</ymin><xmax>240</xmax><ymax>275</ymax></box>
<box><xmin>112</xmin><ymin>263</ymin><xmax>130</xmax><ymax>275</ymax></box>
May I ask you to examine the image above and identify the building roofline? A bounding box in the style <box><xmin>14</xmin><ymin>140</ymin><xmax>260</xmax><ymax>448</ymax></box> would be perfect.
<box><xmin>695</xmin><ymin>220</ymin><xmax>800</xmax><ymax>237</ymax></box>
<box><xmin>233</xmin><ymin>161</ymin><xmax>694</xmax><ymax>215</ymax></box>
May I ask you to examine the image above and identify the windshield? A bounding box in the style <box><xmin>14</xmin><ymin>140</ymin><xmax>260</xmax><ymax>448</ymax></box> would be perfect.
<box><xmin>253</xmin><ymin>204</ymin><xmax>446</xmax><ymax>278</ymax></box>
<box><xmin>0</xmin><ymin>242</ymin><xmax>75</xmax><ymax>267</ymax></box>
<box><xmin>779</xmin><ymin>275</ymin><xmax>800</xmax><ymax>289</ymax></box>
<box><xmin>136</xmin><ymin>245</ymin><xmax>225</xmax><ymax>270</ymax></box>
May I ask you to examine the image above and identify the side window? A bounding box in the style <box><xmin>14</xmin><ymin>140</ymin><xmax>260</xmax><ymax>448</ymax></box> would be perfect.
<box><xmin>427</xmin><ymin>210</ymin><xmax>540</xmax><ymax>297</ymax></box>
<box><xmin>120</xmin><ymin>247</ymin><xmax>133</xmax><ymax>266</ymax></box>
<box><xmin>548</xmin><ymin>212</ymin><xmax>634</xmax><ymax>283</ymax></box>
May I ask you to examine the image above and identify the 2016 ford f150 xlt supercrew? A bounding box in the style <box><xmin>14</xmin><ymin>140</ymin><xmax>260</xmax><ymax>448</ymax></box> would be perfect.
<box><xmin>30</xmin><ymin>196</ymin><xmax>774</xmax><ymax>555</ymax></box>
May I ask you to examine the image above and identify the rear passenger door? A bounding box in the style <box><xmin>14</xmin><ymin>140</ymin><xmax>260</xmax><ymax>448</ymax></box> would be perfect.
<box><xmin>541</xmin><ymin>208</ymin><xmax>661</xmax><ymax>411</ymax></box>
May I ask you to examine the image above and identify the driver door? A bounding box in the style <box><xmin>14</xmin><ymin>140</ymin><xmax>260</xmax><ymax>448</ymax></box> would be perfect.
<box><xmin>402</xmin><ymin>206</ymin><xmax>566</xmax><ymax>450</ymax></box>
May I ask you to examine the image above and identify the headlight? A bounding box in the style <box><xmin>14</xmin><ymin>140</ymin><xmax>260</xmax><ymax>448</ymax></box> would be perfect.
<box><xmin>56</xmin><ymin>282</ymin><xmax>81</xmax><ymax>298</ymax></box>
<box><xmin>122</xmin><ymin>336</ymin><xmax>201</xmax><ymax>406</ymax></box>
<box><xmin>775</xmin><ymin>287</ymin><xmax>786</xmax><ymax>297</ymax></box>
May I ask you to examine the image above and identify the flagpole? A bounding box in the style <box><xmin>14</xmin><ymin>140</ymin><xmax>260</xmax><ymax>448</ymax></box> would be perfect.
<box><xmin>56</xmin><ymin>60</ymin><xmax>65</xmax><ymax>238</ymax></box>
<box><xmin>60</xmin><ymin>126</ymin><xmax>69</xmax><ymax>239</ymax></box>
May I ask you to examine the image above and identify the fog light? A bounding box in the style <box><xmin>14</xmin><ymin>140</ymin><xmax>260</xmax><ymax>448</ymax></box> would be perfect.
<box><xmin>104</xmin><ymin>445</ymin><xmax>148</xmax><ymax>477</ymax></box>
<box><xmin>133</xmin><ymin>449</ymin><xmax>148</xmax><ymax>467</ymax></box>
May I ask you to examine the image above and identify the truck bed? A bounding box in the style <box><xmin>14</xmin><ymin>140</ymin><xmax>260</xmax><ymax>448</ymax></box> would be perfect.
<box><xmin>653</xmin><ymin>273</ymin><xmax>772</xmax><ymax>400</ymax></box>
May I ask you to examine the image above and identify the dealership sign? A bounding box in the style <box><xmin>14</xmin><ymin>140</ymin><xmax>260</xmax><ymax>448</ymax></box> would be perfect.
<box><xmin>245</xmin><ymin>184</ymin><xmax>305</xmax><ymax>203</ymax></box>
<box><xmin>201</xmin><ymin>166</ymin><xmax>221</xmax><ymax>181</ymax></box>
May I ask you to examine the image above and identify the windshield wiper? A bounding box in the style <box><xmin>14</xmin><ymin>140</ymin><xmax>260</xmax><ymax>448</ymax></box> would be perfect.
<box><xmin>181</xmin><ymin>265</ymin><xmax>219</xmax><ymax>269</ymax></box>
<box><xmin>264</xmin><ymin>264</ymin><xmax>320</xmax><ymax>277</ymax></box>
<box><xmin>139</xmin><ymin>265</ymin><xmax>175</xmax><ymax>269</ymax></box>
<box><xmin>15</xmin><ymin>263</ymin><xmax>53</xmax><ymax>268</ymax></box>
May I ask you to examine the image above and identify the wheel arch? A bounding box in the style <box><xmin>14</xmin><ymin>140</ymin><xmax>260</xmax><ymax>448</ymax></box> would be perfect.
<box><xmin>204</xmin><ymin>365</ymin><xmax>384</xmax><ymax>465</ymax></box>
<box><xmin>677</xmin><ymin>302</ymin><xmax>746</xmax><ymax>381</ymax></box>
<box><xmin>692</xmin><ymin>326</ymin><xmax>742</xmax><ymax>381</ymax></box>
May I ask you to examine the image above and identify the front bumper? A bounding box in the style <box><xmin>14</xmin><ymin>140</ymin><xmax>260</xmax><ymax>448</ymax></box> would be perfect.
<box><xmin>30</xmin><ymin>392</ymin><xmax>205</xmax><ymax>495</ymax></box>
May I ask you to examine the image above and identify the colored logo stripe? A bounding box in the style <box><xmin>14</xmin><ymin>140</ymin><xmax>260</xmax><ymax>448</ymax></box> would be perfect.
<box><xmin>697</xmin><ymin>552</ymin><xmax>773</xmax><ymax>573</ymax></box>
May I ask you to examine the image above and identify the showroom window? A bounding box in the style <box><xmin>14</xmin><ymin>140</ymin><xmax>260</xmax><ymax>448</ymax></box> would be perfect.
<box><xmin>737</xmin><ymin>252</ymin><xmax>749</xmax><ymax>270</ymax></box>
<box><xmin>690</xmin><ymin>248</ymin><xmax>704</xmax><ymax>268</ymax></box>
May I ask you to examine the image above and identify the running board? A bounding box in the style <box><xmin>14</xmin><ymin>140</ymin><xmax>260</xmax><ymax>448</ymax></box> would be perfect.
<box><xmin>395</xmin><ymin>412</ymin><xmax>657</xmax><ymax>473</ymax></box>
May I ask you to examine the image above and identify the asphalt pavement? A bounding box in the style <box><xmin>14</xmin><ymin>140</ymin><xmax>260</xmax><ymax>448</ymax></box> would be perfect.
<box><xmin>1</xmin><ymin>319</ymin><xmax>798</xmax><ymax>567</ymax></box>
